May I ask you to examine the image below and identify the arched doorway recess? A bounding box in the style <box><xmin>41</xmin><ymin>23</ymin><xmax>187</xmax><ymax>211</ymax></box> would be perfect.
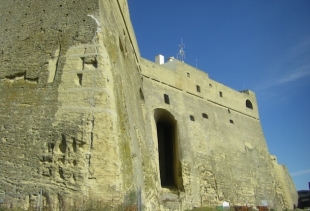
<box><xmin>154</xmin><ymin>108</ymin><xmax>183</xmax><ymax>190</ymax></box>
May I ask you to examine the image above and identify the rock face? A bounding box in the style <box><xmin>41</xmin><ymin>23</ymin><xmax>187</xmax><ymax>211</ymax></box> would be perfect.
<box><xmin>0</xmin><ymin>0</ymin><xmax>297</xmax><ymax>210</ymax></box>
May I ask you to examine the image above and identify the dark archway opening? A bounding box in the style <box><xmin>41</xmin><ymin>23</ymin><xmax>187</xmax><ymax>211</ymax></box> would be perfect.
<box><xmin>154</xmin><ymin>109</ymin><xmax>183</xmax><ymax>190</ymax></box>
<box><xmin>157</xmin><ymin>121</ymin><xmax>174</xmax><ymax>187</ymax></box>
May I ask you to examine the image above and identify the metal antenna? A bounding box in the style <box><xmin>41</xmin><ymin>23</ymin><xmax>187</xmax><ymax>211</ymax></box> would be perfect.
<box><xmin>177</xmin><ymin>38</ymin><xmax>185</xmax><ymax>62</ymax></box>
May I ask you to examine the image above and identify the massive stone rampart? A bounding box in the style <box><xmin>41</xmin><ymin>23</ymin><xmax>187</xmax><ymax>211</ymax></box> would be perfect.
<box><xmin>140</xmin><ymin>58</ymin><xmax>298</xmax><ymax>209</ymax></box>
<box><xmin>0</xmin><ymin>0</ymin><xmax>144</xmax><ymax>209</ymax></box>
<box><xmin>0</xmin><ymin>0</ymin><xmax>297</xmax><ymax>210</ymax></box>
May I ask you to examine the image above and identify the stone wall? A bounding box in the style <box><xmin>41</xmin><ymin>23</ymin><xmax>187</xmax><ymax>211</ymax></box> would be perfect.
<box><xmin>1</xmin><ymin>0</ymin><xmax>97</xmax><ymax>209</ymax></box>
<box><xmin>0</xmin><ymin>0</ymin><xmax>145</xmax><ymax>209</ymax></box>
<box><xmin>140</xmin><ymin>58</ymin><xmax>297</xmax><ymax>210</ymax></box>
<box><xmin>0</xmin><ymin>0</ymin><xmax>297</xmax><ymax>210</ymax></box>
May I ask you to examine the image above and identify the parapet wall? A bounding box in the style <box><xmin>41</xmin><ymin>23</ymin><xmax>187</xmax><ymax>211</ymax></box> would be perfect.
<box><xmin>141</xmin><ymin>58</ymin><xmax>259</xmax><ymax>120</ymax></box>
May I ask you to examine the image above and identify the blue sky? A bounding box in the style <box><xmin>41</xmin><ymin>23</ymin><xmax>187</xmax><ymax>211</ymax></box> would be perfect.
<box><xmin>128</xmin><ymin>0</ymin><xmax>310</xmax><ymax>191</ymax></box>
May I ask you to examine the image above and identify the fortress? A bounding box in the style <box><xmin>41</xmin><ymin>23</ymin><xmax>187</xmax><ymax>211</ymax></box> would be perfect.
<box><xmin>0</xmin><ymin>0</ymin><xmax>298</xmax><ymax>210</ymax></box>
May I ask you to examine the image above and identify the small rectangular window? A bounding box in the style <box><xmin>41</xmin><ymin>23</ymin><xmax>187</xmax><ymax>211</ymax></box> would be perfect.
<box><xmin>202</xmin><ymin>113</ymin><xmax>208</xmax><ymax>119</ymax></box>
<box><xmin>77</xmin><ymin>74</ymin><xmax>83</xmax><ymax>86</ymax></box>
<box><xmin>139</xmin><ymin>88</ymin><xmax>144</xmax><ymax>101</ymax></box>
<box><xmin>219</xmin><ymin>91</ymin><xmax>223</xmax><ymax>97</ymax></box>
<box><xmin>190</xmin><ymin>115</ymin><xmax>195</xmax><ymax>121</ymax></box>
<box><xmin>196</xmin><ymin>85</ymin><xmax>200</xmax><ymax>93</ymax></box>
<box><xmin>164</xmin><ymin>94</ymin><xmax>170</xmax><ymax>104</ymax></box>
<box><xmin>230</xmin><ymin>119</ymin><xmax>234</xmax><ymax>124</ymax></box>
<box><xmin>187</xmin><ymin>72</ymin><xmax>190</xmax><ymax>78</ymax></box>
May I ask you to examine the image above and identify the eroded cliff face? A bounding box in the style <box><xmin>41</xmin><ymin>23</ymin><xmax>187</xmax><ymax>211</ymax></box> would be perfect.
<box><xmin>0</xmin><ymin>0</ymin><xmax>297</xmax><ymax>210</ymax></box>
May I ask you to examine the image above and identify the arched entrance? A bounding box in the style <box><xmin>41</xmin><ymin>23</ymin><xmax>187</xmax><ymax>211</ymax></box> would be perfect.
<box><xmin>154</xmin><ymin>109</ymin><xmax>183</xmax><ymax>189</ymax></box>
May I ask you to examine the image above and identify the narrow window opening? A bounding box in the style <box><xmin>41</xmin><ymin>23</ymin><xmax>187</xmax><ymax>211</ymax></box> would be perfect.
<box><xmin>119</xmin><ymin>37</ymin><xmax>124</xmax><ymax>52</ymax></box>
<box><xmin>139</xmin><ymin>88</ymin><xmax>145</xmax><ymax>101</ymax></box>
<box><xmin>187</xmin><ymin>72</ymin><xmax>190</xmax><ymax>78</ymax></box>
<box><xmin>246</xmin><ymin>99</ymin><xmax>253</xmax><ymax>109</ymax></box>
<box><xmin>196</xmin><ymin>85</ymin><xmax>200</xmax><ymax>93</ymax></box>
<box><xmin>164</xmin><ymin>94</ymin><xmax>170</xmax><ymax>104</ymax></box>
<box><xmin>219</xmin><ymin>91</ymin><xmax>223</xmax><ymax>97</ymax></box>
<box><xmin>77</xmin><ymin>74</ymin><xmax>83</xmax><ymax>86</ymax></box>
<box><xmin>230</xmin><ymin>119</ymin><xmax>234</xmax><ymax>124</ymax></box>
<box><xmin>202</xmin><ymin>113</ymin><xmax>208</xmax><ymax>119</ymax></box>
<box><xmin>209</xmin><ymin>84</ymin><xmax>212</xmax><ymax>87</ymax></box>
<box><xmin>190</xmin><ymin>115</ymin><xmax>195</xmax><ymax>121</ymax></box>
<box><xmin>228</xmin><ymin>109</ymin><xmax>231</xmax><ymax>113</ymax></box>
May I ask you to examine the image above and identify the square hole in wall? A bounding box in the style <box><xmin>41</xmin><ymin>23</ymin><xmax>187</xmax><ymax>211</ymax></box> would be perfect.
<box><xmin>196</xmin><ymin>85</ymin><xmax>200</xmax><ymax>93</ymax></box>
<box><xmin>202</xmin><ymin>113</ymin><xmax>208</xmax><ymax>119</ymax></box>
<box><xmin>230</xmin><ymin>119</ymin><xmax>234</xmax><ymax>124</ymax></box>
<box><xmin>164</xmin><ymin>94</ymin><xmax>170</xmax><ymax>104</ymax></box>
<box><xmin>190</xmin><ymin>115</ymin><xmax>195</xmax><ymax>121</ymax></box>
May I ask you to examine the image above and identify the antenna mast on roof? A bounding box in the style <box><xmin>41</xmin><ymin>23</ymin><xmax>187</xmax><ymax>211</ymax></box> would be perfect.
<box><xmin>177</xmin><ymin>38</ymin><xmax>185</xmax><ymax>62</ymax></box>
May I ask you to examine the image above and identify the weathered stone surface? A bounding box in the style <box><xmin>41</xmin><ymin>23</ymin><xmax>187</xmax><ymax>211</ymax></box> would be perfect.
<box><xmin>0</xmin><ymin>0</ymin><xmax>297</xmax><ymax>210</ymax></box>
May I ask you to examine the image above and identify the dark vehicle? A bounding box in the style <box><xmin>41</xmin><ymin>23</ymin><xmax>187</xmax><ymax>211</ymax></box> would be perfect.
<box><xmin>298</xmin><ymin>190</ymin><xmax>310</xmax><ymax>209</ymax></box>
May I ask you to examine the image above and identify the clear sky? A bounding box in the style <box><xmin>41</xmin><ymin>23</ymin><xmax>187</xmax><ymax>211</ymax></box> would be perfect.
<box><xmin>128</xmin><ymin>0</ymin><xmax>310</xmax><ymax>191</ymax></box>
